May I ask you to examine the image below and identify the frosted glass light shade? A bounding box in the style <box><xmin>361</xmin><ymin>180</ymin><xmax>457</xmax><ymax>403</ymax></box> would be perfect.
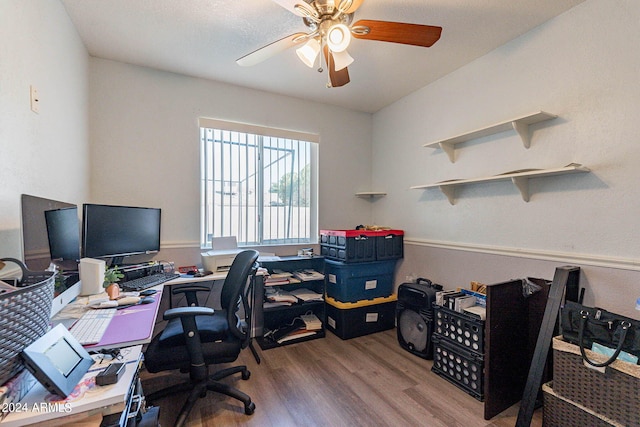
<box><xmin>332</xmin><ymin>49</ymin><xmax>354</xmax><ymax>71</ymax></box>
<box><xmin>296</xmin><ymin>38</ymin><xmax>321</xmax><ymax>68</ymax></box>
<box><xmin>327</xmin><ymin>24</ymin><xmax>351</xmax><ymax>52</ymax></box>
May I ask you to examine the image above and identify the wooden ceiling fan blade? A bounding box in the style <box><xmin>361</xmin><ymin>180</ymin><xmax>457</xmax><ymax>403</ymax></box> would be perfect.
<box><xmin>352</xmin><ymin>19</ymin><xmax>442</xmax><ymax>47</ymax></box>
<box><xmin>324</xmin><ymin>46</ymin><xmax>350</xmax><ymax>87</ymax></box>
<box><xmin>237</xmin><ymin>32</ymin><xmax>308</xmax><ymax>67</ymax></box>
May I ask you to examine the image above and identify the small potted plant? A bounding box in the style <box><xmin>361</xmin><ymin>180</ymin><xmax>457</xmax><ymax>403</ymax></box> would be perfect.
<box><xmin>103</xmin><ymin>266</ymin><xmax>124</xmax><ymax>300</ymax></box>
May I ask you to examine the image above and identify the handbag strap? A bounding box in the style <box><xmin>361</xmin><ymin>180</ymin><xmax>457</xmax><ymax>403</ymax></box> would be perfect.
<box><xmin>577</xmin><ymin>311</ymin><xmax>631</xmax><ymax>367</ymax></box>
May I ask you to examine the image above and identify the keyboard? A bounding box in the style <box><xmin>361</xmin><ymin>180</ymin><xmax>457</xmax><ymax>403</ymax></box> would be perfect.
<box><xmin>70</xmin><ymin>308</ymin><xmax>116</xmax><ymax>345</ymax></box>
<box><xmin>119</xmin><ymin>272</ymin><xmax>180</xmax><ymax>292</ymax></box>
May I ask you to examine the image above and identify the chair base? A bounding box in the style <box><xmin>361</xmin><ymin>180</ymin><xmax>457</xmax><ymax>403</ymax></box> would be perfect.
<box><xmin>146</xmin><ymin>365</ymin><xmax>255</xmax><ymax>427</ymax></box>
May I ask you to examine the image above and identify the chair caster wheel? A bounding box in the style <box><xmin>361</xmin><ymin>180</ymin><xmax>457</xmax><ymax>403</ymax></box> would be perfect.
<box><xmin>242</xmin><ymin>370</ymin><xmax>251</xmax><ymax>380</ymax></box>
<box><xmin>245</xmin><ymin>402</ymin><xmax>256</xmax><ymax>415</ymax></box>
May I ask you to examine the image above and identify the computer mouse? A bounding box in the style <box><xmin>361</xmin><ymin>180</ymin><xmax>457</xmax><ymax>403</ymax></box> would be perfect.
<box><xmin>140</xmin><ymin>296</ymin><xmax>155</xmax><ymax>304</ymax></box>
<box><xmin>140</xmin><ymin>289</ymin><xmax>157</xmax><ymax>296</ymax></box>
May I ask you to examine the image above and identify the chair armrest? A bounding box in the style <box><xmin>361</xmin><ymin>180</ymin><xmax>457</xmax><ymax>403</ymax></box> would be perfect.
<box><xmin>172</xmin><ymin>285</ymin><xmax>211</xmax><ymax>307</ymax></box>
<box><xmin>163</xmin><ymin>306</ymin><xmax>214</xmax><ymax>320</ymax></box>
<box><xmin>171</xmin><ymin>285</ymin><xmax>211</xmax><ymax>295</ymax></box>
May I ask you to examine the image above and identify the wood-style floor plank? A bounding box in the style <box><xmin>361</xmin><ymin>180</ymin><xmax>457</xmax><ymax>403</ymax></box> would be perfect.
<box><xmin>140</xmin><ymin>329</ymin><xmax>542</xmax><ymax>426</ymax></box>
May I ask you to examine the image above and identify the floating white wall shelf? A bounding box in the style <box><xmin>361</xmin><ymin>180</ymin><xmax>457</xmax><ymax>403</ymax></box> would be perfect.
<box><xmin>410</xmin><ymin>164</ymin><xmax>590</xmax><ymax>205</ymax></box>
<box><xmin>355</xmin><ymin>192</ymin><xmax>387</xmax><ymax>198</ymax></box>
<box><xmin>423</xmin><ymin>111</ymin><xmax>557</xmax><ymax>163</ymax></box>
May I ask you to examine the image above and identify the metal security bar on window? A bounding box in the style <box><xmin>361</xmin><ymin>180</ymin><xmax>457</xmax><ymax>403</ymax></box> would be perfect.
<box><xmin>200</xmin><ymin>126</ymin><xmax>317</xmax><ymax>248</ymax></box>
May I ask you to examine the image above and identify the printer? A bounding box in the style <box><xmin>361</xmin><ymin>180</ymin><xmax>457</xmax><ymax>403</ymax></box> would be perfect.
<box><xmin>201</xmin><ymin>236</ymin><xmax>243</xmax><ymax>272</ymax></box>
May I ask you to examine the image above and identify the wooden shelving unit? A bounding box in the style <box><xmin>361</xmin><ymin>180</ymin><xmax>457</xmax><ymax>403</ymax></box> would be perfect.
<box><xmin>424</xmin><ymin>111</ymin><xmax>557</xmax><ymax>163</ymax></box>
<box><xmin>410</xmin><ymin>164</ymin><xmax>589</xmax><ymax>204</ymax></box>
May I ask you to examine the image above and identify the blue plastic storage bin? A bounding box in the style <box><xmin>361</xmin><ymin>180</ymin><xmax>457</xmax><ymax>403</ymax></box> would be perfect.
<box><xmin>324</xmin><ymin>259</ymin><xmax>396</xmax><ymax>303</ymax></box>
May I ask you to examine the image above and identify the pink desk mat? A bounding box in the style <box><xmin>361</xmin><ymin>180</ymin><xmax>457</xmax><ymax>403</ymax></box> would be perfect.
<box><xmin>84</xmin><ymin>289</ymin><xmax>162</xmax><ymax>350</ymax></box>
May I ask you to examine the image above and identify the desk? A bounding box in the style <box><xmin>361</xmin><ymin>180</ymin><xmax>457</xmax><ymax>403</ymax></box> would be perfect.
<box><xmin>1</xmin><ymin>346</ymin><xmax>144</xmax><ymax>426</ymax></box>
<box><xmin>1</xmin><ymin>271</ymin><xmax>251</xmax><ymax>426</ymax></box>
<box><xmin>52</xmin><ymin>288</ymin><xmax>165</xmax><ymax>353</ymax></box>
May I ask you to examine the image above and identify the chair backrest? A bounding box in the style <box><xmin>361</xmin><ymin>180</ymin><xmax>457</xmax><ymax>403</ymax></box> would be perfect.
<box><xmin>220</xmin><ymin>249</ymin><xmax>259</xmax><ymax>340</ymax></box>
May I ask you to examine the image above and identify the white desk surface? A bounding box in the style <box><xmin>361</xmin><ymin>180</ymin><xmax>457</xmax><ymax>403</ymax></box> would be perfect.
<box><xmin>1</xmin><ymin>346</ymin><xmax>143</xmax><ymax>427</ymax></box>
<box><xmin>166</xmin><ymin>271</ymin><xmax>228</xmax><ymax>284</ymax></box>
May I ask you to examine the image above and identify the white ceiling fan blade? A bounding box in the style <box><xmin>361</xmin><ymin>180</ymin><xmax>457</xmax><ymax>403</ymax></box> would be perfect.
<box><xmin>271</xmin><ymin>0</ymin><xmax>314</xmax><ymax>17</ymax></box>
<box><xmin>237</xmin><ymin>33</ymin><xmax>308</xmax><ymax>67</ymax></box>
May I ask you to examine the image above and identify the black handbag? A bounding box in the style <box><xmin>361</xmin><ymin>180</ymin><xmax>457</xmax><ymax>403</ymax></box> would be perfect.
<box><xmin>561</xmin><ymin>300</ymin><xmax>640</xmax><ymax>367</ymax></box>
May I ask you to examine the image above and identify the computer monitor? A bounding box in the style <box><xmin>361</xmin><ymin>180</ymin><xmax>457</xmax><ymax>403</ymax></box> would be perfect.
<box><xmin>45</xmin><ymin>207</ymin><xmax>81</xmax><ymax>267</ymax></box>
<box><xmin>20</xmin><ymin>194</ymin><xmax>81</xmax><ymax>317</ymax></box>
<box><xmin>82</xmin><ymin>203</ymin><xmax>161</xmax><ymax>266</ymax></box>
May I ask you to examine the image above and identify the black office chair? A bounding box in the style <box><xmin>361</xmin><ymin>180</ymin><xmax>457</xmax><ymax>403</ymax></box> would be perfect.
<box><xmin>144</xmin><ymin>249</ymin><xmax>259</xmax><ymax>427</ymax></box>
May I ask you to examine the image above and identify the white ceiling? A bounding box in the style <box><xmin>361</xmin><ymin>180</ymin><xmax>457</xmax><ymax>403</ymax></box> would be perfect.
<box><xmin>61</xmin><ymin>0</ymin><xmax>585</xmax><ymax>113</ymax></box>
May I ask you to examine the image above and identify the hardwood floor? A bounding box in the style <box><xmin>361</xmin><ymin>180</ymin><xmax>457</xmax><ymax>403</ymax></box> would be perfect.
<box><xmin>140</xmin><ymin>329</ymin><xmax>542</xmax><ymax>426</ymax></box>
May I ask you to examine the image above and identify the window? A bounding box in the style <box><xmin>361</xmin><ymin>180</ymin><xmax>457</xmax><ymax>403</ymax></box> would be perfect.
<box><xmin>199</xmin><ymin>119</ymin><xmax>318</xmax><ymax>248</ymax></box>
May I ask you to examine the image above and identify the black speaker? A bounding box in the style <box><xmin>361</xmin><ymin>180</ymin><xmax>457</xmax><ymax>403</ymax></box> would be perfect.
<box><xmin>396</xmin><ymin>279</ymin><xmax>441</xmax><ymax>359</ymax></box>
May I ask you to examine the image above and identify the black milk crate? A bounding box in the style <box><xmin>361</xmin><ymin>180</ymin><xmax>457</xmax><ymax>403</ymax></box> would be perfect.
<box><xmin>433</xmin><ymin>304</ymin><xmax>485</xmax><ymax>355</ymax></box>
<box><xmin>431</xmin><ymin>335</ymin><xmax>484</xmax><ymax>401</ymax></box>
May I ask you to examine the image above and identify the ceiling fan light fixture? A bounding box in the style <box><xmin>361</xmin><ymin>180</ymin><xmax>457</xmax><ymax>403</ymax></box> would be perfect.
<box><xmin>296</xmin><ymin>38</ymin><xmax>321</xmax><ymax>68</ymax></box>
<box><xmin>327</xmin><ymin>23</ymin><xmax>351</xmax><ymax>52</ymax></box>
<box><xmin>294</xmin><ymin>3</ymin><xmax>320</xmax><ymax>22</ymax></box>
<box><xmin>332</xmin><ymin>49</ymin><xmax>353</xmax><ymax>71</ymax></box>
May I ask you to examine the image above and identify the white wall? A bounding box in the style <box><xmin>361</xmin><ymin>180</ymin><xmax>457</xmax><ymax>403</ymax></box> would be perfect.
<box><xmin>0</xmin><ymin>0</ymin><xmax>89</xmax><ymax>258</ymax></box>
<box><xmin>88</xmin><ymin>59</ymin><xmax>373</xmax><ymax>263</ymax></box>
<box><xmin>372</xmin><ymin>0</ymin><xmax>640</xmax><ymax>318</ymax></box>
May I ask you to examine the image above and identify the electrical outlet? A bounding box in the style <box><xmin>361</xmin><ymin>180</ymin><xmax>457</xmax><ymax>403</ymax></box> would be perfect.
<box><xmin>30</xmin><ymin>85</ymin><xmax>39</xmax><ymax>113</ymax></box>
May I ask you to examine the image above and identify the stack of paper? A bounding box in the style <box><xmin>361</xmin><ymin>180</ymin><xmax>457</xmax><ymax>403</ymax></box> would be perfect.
<box><xmin>289</xmin><ymin>288</ymin><xmax>323</xmax><ymax>302</ymax></box>
<box><xmin>264</xmin><ymin>288</ymin><xmax>298</xmax><ymax>304</ymax></box>
<box><xmin>300</xmin><ymin>313</ymin><xmax>322</xmax><ymax>330</ymax></box>
<box><xmin>292</xmin><ymin>269</ymin><xmax>324</xmax><ymax>281</ymax></box>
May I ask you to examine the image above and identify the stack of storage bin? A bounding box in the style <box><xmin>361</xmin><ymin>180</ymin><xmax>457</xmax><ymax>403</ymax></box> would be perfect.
<box><xmin>542</xmin><ymin>336</ymin><xmax>640</xmax><ymax>427</ymax></box>
<box><xmin>431</xmin><ymin>303</ymin><xmax>485</xmax><ymax>401</ymax></box>
<box><xmin>320</xmin><ymin>229</ymin><xmax>403</xmax><ymax>339</ymax></box>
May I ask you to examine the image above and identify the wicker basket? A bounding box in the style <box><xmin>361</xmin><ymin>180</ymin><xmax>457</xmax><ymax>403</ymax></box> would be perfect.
<box><xmin>542</xmin><ymin>382</ymin><xmax>622</xmax><ymax>427</ymax></box>
<box><xmin>0</xmin><ymin>258</ymin><xmax>55</xmax><ymax>385</ymax></box>
<box><xmin>552</xmin><ymin>336</ymin><xmax>640</xmax><ymax>427</ymax></box>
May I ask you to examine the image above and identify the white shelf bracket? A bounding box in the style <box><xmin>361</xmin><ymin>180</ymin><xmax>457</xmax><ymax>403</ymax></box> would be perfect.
<box><xmin>511</xmin><ymin>177</ymin><xmax>530</xmax><ymax>202</ymax></box>
<box><xmin>439</xmin><ymin>185</ymin><xmax>456</xmax><ymax>205</ymax></box>
<box><xmin>512</xmin><ymin>120</ymin><xmax>531</xmax><ymax>149</ymax></box>
<box><xmin>439</xmin><ymin>142</ymin><xmax>456</xmax><ymax>163</ymax></box>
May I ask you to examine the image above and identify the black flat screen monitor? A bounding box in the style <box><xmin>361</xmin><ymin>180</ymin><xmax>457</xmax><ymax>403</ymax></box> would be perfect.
<box><xmin>21</xmin><ymin>194</ymin><xmax>75</xmax><ymax>271</ymax></box>
<box><xmin>82</xmin><ymin>204</ymin><xmax>161</xmax><ymax>265</ymax></box>
<box><xmin>45</xmin><ymin>207</ymin><xmax>81</xmax><ymax>264</ymax></box>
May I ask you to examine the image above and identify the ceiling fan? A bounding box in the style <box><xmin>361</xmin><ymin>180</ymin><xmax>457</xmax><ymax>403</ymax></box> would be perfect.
<box><xmin>236</xmin><ymin>0</ymin><xmax>442</xmax><ymax>88</ymax></box>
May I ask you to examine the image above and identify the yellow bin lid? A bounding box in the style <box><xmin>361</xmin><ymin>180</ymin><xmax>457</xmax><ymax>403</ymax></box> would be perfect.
<box><xmin>325</xmin><ymin>294</ymin><xmax>397</xmax><ymax>309</ymax></box>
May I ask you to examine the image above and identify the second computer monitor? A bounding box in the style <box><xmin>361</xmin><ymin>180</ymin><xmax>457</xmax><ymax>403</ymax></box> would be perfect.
<box><xmin>45</xmin><ymin>206</ymin><xmax>81</xmax><ymax>265</ymax></box>
<box><xmin>81</xmin><ymin>203</ymin><xmax>161</xmax><ymax>266</ymax></box>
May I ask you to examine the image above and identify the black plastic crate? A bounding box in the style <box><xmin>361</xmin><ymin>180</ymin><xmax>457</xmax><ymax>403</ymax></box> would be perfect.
<box><xmin>433</xmin><ymin>304</ymin><xmax>485</xmax><ymax>355</ymax></box>
<box><xmin>375</xmin><ymin>231</ymin><xmax>404</xmax><ymax>260</ymax></box>
<box><xmin>320</xmin><ymin>229</ymin><xmax>403</xmax><ymax>263</ymax></box>
<box><xmin>325</xmin><ymin>295</ymin><xmax>397</xmax><ymax>340</ymax></box>
<box><xmin>431</xmin><ymin>335</ymin><xmax>484</xmax><ymax>401</ymax></box>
